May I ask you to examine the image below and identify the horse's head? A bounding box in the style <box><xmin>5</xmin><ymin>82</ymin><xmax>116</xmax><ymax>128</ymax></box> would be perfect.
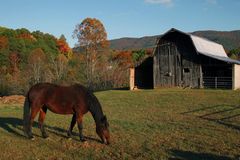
<box><xmin>96</xmin><ymin>115</ymin><xmax>110</xmax><ymax>145</ymax></box>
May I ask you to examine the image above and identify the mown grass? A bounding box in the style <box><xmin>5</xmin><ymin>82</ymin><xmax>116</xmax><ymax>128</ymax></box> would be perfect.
<box><xmin>0</xmin><ymin>89</ymin><xmax>240</xmax><ymax>160</ymax></box>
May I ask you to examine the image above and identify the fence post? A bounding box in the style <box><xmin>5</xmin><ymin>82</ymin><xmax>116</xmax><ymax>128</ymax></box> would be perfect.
<box><xmin>129</xmin><ymin>67</ymin><xmax>135</xmax><ymax>90</ymax></box>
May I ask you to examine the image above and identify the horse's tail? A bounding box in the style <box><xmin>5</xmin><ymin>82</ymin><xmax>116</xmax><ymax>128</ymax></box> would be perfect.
<box><xmin>23</xmin><ymin>93</ymin><xmax>30</xmax><ymax>135</ymax></box>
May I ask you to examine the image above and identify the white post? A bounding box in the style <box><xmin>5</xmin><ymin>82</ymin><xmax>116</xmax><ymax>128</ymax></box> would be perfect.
<box><xmin>129</xmin><ymin>68</ymin><xmax>135</xmax><ymax>90</ymax></box>
<box><xmin>232</xmin><ymin>64</ymin><xmax>240</xmax><ymax>90</ymax></box>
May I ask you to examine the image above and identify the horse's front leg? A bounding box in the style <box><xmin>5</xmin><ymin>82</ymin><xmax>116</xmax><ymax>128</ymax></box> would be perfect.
<box><xmin>67</xmin><ymin>113</ymin><xmax>76</xmax><ymax>138</ymax></box>
<box><xmin>76</xmin><ymin>114</ymin><xmax>86</xmax><ymax>142</ymax></box>
<box><xmin>38</xmin><ymin>106</ymin><xmax>48</xmax><ymax>138</ymax></box>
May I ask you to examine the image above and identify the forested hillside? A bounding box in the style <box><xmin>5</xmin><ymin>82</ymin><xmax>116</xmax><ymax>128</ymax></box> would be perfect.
<box><xmin>0</xmin><ymin>24</ymin><xmax>131</xmax><ymax>96</ymax></box>
<box><xmin>0</xmin><ymin>26</ymin><xmax>74</xmax><ymax>95</ymax></box>
<box><xmin>0</xmin><ymin>26</ymin><xmax>71</xmax><ymax>67</ymax></box>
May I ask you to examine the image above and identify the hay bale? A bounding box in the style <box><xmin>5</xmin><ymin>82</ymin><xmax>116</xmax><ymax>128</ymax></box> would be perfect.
<box><xmin>0</xmin><ymin>95</ymin><xmax>25</xmax><ymax>104</ymax></box>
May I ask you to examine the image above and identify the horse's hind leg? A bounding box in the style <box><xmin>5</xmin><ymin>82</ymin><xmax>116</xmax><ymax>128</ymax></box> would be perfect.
<box><xmin>76</xmin><ymin>114</ymin><xmax>86</xmax><ymax>142</ymax></box>
<box><xmin>28</xmin><ymin>106</ymin><xmax>40</xmax><ymax>139</ymax></box>
<box><xmin>67</xmin><ymin>113</ymin><xmax>76</xmax><ymax>138</ymax></box>
<box><xmin>38</xmin><ymin>106</ymin><xmax>48</xmax><ymax>138</ymax></box>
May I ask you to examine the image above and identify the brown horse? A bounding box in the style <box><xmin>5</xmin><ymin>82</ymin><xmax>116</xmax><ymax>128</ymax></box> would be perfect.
<box><xmin>23</xmin><ymin>83</ymin><xmax>110</xmax><ymax>144</ymax></box>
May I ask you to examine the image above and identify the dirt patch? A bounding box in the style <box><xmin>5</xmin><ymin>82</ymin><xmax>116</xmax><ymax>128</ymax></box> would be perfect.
<box><xmin>0</xmin><ymin>95</ymin><xmax>25</xmax><ymax>105</ymax></box>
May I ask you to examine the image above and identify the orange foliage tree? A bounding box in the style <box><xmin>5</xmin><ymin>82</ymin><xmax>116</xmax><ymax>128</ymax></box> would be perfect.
<box><xmin>57</xmin><ymin>35</ymin><xmax>72</xmax><ymax>59</ymax></box>
<box><xmin>113</xmin><ymin>50</ymin><xmax>133</xmax><ymax>68</ymax></box>
<box><xmin>73</xmin><ymin>18</ymin><xmax>109</xmax><ymax>89</ymax></box>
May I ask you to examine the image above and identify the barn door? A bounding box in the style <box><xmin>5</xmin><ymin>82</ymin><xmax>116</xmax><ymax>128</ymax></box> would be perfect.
<box><xmin>181</xmin><ymin>59</ymin><xmax>192</xmax><ymax>87</ymax></box>
<box><xmin>158</xmin><ymin>43</ymin><xmax>177</xmax><ymax>87</ymax></box>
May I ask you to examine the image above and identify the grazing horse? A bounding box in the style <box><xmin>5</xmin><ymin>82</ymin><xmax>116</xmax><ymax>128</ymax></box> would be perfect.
<box><xmin>23</xmin><ymin>83</ymin><xmax>110</xmax><ymax>144</ymax></box>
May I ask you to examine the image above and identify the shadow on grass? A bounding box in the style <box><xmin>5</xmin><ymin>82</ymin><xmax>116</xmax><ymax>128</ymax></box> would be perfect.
<box><xmin>45</xmin><ymin>125</ymin><xmax>101</xmax><ymax>143</ymax></box>
<box><xmin>181</xmin><ymin>105</ymin><xmax>239</xmax><ymax>114</ymax></box>
<box><xmin>169</xmin><ymin>149</ymin><xmax>234</xmax><ymax>160</ymax></box>
<box><xmin>0</xmin><ymin>117</ymin><xmax>26</xmax><ymax>137</ymax></box>
<box><xmin>0</xmin><ymin>117</ymin><xmax>100</xmax><ymax>143</ymax></box>
<box><xmin>182</xmin><ymin>104</ymin><xmax>240</xmax><ymax>131</ymax></box>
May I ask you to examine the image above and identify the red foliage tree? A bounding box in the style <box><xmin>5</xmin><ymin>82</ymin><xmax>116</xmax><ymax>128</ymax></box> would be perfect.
<box><xmin>57</xmin><ymin>35</ymin><xmax>72</xmax><ymax>58</ymax></box>
<box><xmin>113</xmin><ymin>50</ymin><xmax>133</xmax><ymax>68</ymax></box>
<box><xmin>0</xmin><ymin>36</ymin><xmax>8</xmax><ymax>49</ymax></box>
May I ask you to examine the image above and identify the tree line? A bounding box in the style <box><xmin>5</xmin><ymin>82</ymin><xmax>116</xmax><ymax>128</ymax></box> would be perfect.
<box><xmin>0</xmin><ymin>18</ymin><xmax>148</xmax><ymax>96</ymax></box>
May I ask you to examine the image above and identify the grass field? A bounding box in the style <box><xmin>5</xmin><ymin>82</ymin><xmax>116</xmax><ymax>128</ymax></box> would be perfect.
<box><xmin>0</xmin><ymin>89</ymin><xmax>240</xmax><ymax>160</ymax></box>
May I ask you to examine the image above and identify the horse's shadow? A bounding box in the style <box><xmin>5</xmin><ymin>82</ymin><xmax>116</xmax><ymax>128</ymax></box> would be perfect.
<box><xmin>0</xmin><ymin>117</ymin><xmax>101</xmax><ymax>143</ymax></box>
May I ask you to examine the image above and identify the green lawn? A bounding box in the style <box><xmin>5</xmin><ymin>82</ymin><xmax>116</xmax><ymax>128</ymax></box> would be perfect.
<box><xmin>0</xmin><ymin>89</ymin><xmax>240</xmax><ymax>160</ymax></box>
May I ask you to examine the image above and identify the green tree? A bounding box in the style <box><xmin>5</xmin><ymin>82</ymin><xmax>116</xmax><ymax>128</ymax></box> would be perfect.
<box><xmin>229</xmin><ymin>48</ymin><xmax>240</xmax><ymax>60</ymax></box>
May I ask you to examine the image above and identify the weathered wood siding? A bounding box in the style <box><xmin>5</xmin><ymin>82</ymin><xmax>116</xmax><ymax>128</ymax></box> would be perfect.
<box><xmin>154</xmin><ymin>32</ymin><xmax>201</xmax><ymax>88</ymax></box>
<box><xmin>154</xmin><ymin>41</ymin><xmax>181</xmax><ymax>87</ymax></box>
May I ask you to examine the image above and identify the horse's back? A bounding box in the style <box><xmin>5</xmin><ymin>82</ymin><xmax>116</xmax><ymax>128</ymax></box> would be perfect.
<box><xmin>28</xmin><ymin>83</ymin><xmax>57</xmax><ymax>100</ymax></box>
<box><xmin>27</xmin><ymin>83</ymin><xmax>89</xmax><ymax>114</ymax></box>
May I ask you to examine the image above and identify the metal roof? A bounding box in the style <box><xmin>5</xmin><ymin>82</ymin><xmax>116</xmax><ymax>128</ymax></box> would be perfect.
<box><xmin>190</xmin><ymin>35</ymin><xmax>228</xmax><ymax>58</ymax></box>
<box><xmin>161</xmin><ymin>28</ymin><xmax>240</xmax><ymax>65</ymax></box>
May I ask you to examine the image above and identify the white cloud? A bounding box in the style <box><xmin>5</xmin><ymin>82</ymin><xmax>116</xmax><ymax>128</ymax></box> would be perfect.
<box><xmin>144</xmin><ymin>0</ymin><xmax>173</xmax><ymax>6</ymax></box>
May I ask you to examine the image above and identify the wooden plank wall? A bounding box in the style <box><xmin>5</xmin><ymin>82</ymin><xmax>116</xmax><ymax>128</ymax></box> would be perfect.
<box><xmin>154</xmin><ymin>35</ymin><xmax>201</xmax><ymax>88</ymax></box>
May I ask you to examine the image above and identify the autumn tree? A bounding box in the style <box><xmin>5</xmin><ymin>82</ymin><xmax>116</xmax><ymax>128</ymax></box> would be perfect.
<box><xmin>73</xmin><ymin>18</ymin><xmax>109</xmax><ymax>89</ymax></box>
<box><xmin>0</xmin><ymin>36</ymin><xmax>8</xmax><ymax>49</ymax></box>
<box><xmin>9</xmin><ymin>52</ymin><xmax>21</xmax><ymax>75</ymax></box>
<box><xmin>113</xmin><ymin>50</ymin><xmax>133</xmax><ymax>68</ymax></box>
<box><xmin>28</xmin><ymin>48</ymin><xmax>47</xmax><ymax>84</ymax></box>
<box><xmin>50</xmin><ymin>54</ymin><xmax>68</xmax><ymax>83</ymax></box>
<box><xmin>57</xmin><ymin>34</ymin><xmax>72</xmax><ymax>59</ymax></box>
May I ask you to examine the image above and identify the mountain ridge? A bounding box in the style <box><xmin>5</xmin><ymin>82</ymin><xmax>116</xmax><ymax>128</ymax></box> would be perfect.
<box><xmin>110</xmin><ymin>30</ymin><xmax>240</xmax><ymax>51</ymax></box>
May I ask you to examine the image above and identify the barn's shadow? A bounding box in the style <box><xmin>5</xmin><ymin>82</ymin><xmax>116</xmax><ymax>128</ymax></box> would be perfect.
<box><xmin>169</xmin><ymin>149</ymin><xmax>235</xmax><ymax>160</ymax></box>
<box><xmin>0</xmin><ymin>117</ymin><xmax>100</xmax><ymax>142</ymax></box>
<box><xmin>182</xmin><ymin>104</ymin><xmax>240</xmax><ymax>131</ymax></box>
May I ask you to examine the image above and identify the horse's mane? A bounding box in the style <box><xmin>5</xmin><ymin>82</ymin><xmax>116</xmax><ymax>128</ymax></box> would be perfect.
<box><xmin>74</xmin><ymin>84</ymin><xmax>105</xmax><ymax>124</ymax></box>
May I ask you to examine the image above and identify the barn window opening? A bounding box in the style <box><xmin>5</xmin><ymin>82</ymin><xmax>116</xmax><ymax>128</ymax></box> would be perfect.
<box><xmin>184</xmin><ymin>68</ymin><xmax>190</xmax><ymax>73</ymax></box>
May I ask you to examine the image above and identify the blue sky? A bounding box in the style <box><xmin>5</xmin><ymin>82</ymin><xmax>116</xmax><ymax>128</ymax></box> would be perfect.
<box><xmin>0</xmin><ymin>0</ymin><xmax>239</xmax><ymax>47</ymax></box>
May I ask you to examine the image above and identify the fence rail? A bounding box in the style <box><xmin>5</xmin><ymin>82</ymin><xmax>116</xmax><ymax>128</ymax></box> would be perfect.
<box><xmin>203</xmin><ymin>77</ymin><xmax>232</xmax><ymax>89</ymax></box>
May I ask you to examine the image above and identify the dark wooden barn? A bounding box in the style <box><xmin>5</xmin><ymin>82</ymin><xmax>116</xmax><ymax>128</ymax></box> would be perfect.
<box><xmin>130</xmin><ymin>28</ymin><xmax>240</xmax><ymax>90</ymax></box>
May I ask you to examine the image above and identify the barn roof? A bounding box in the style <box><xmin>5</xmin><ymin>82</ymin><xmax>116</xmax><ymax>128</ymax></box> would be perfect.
<box><xmin>160</xmin><ymin>28</ymin><xmax>240</xmax><ymax>65</ymax></box>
